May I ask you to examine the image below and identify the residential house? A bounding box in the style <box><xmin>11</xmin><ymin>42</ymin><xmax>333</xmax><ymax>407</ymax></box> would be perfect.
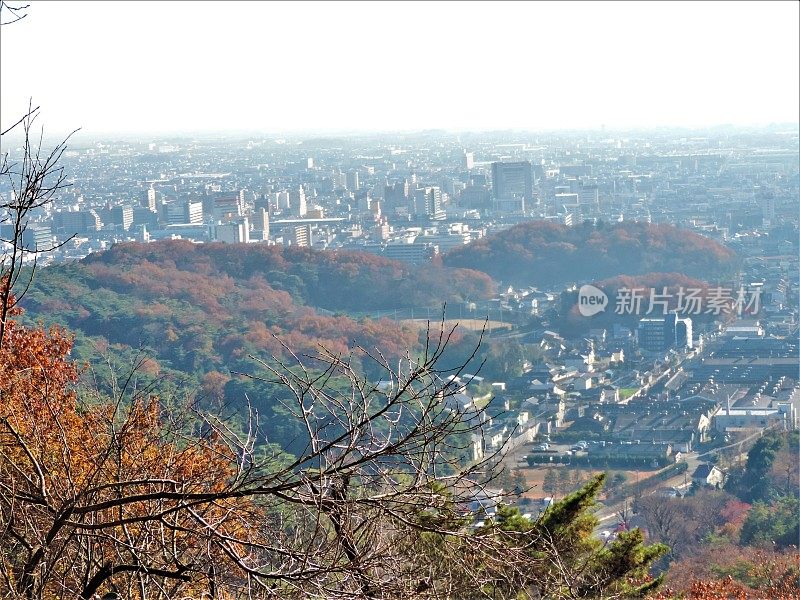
<box><xmin>691</xmin><ymin>463</ymin><xmax>725</xmax><ymax>488</ymax></box>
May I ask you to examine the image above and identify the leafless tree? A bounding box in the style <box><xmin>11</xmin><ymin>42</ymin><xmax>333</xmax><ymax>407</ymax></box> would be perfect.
<box><xmin>0</xmin><ymin>103</ymin><xmax>78</xmax><ymax>347</ymax></box>
<box><xmin>634</xmin><ymin>495</ymin><xmax>690</xmax><ymax>559</ymax></box>
<box><xmin>1</xmin><ymin>2</ymin><xmax>78</xmax><ymax>348</ymax></box>
<box><xmin>0</xmin><ymin>1</ymin><xmax>28</xmax><ymax>26</ymax></box>
<box><xmin>1</xmin><ymin>313</ymin><xmax>668</xmax><ymax>599</ymax></box>
<box><xmin>0</xmin><ymin>317</ymin><xmax>537</xmax><ymax>599</ymax></box>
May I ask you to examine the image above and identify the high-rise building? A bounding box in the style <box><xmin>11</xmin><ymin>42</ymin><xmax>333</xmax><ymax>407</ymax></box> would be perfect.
<box><xmin>185</xmin><ymin>200</ymin><xmax>204</xmax><ymax>225</ymax></box>
<box><xmin>414</xmin><ymin>186</ymin><xmax>445</xmax><ymax>220</ymax></box>
<box><xmin>666</xmin><ymin>312</ymin><xmax>693</xmax><ymax>350</ymax></box>
<box><xmin>111</xmin><ymin>205</ymin><xmax>134</xmax><ymax>231</ymax></box>
<box><xmin>638</xmin><ymin>314</ymin><xmax>693</xmax><ymax>352</ymax></box>
<box><xmin>492</xmin><ymin>161</ymin><xmax>533</xmax><ymax>203</ymax></box>
<box><xmin>637</xmin><ymin>318</ymin><xmax>667</xmax><ymax>352</ymax></box>
<box><xmin>346</xmin><ymin>171</ymin><xmax>360</xmax><ymax>191</ymax></box>
<box><xmin>556</xmin><ymin>192</ymin><xmax>580</xmax><ymax>216</ymax></box>
<box><xmin>164</xmin><ymin>202</ymin><xmax>184</xmax><ymax>225</ymax></box>
<box><xmin>290</xmin><ymin>225</ymin><xmax>311</xmax><ymax>247</ymax></box>
<box><xmin>459</xmin><ymin>185</ymin><xmax>490</xmax><ymax>209</ymax></box>
<box><xmin>251</xmin><ymin>207</ymin><xmax>270</xmax><ymax>240</ymax></box>
<box><xmin>276</xmin><ymin>191</ymin><xmax>291</xmax><ymax>211</ymax></box>
<box><xmin>384</xmin><ymin>181</ymin><xmax>409</xmax><ymax>205</ymax></box>
<box><xmin>382</xmin><ymin>241</ymin><xmax>438</xmax><ymax>264</ymax></box>
<box><xmin>294</xmin><ymin>186</ymin><xmax>307</xmax><ymax>217</ymax></box>
<box><xmin>29</xmin><ymin>226</ymin><xmax>52</xmax><ymax>250</ymax></box>
<box><xmin>213</xmin><ymin>192</ymin><xmax>244</xmax><ymax>222</ymax></box>
<box><xmin>464</xmin><ymin>151</ymin><xmax>475</xmax><ymax>170</ymax></box>
<box><xmin>137</xmin><ymin>224</ymin><xmax>150</xmax><ymax>243</ymax></box>
<box><xmin>333</xmin><ymin>172</ymin><xmax>348</xmax><ymax>191</ymax></box>
<box><xmin>132</xmin><ymin>206</ymin><xmax>159</xmax><ymax>228</ymax></box>
<box><xmin>215</xmin><ymin>218</ymin><xmax>250</xmax><ymax>244</ymax></box>
<box><xmin>164</xmin><ymin>200</ymin><xmax>203</xmax><ymax>225</ymax></box>
<box><xmin>356</xmin><ymin>193</ymin><xmax>371</xmax><ymax>212</ymax></box>
<box><xmin>53</xmin><ymin>209</ymin><xmax>102</xmax><ymax>234</ymax></box>
<box><xmin>761</xmin><ymin>193</ymin><xmax>776</xmax><ymax>227</ymax></box>
<box><xmin>142</xmin><ymin>187</ymin><xmax>157</xmax><ymax>211</ymax></box>
<box><xmin>1</xmin><ymin>225</ymin><xmax>54</xmax><ymax>251</ymax></box>
<box><xmin>579</xmin><ymin>184</ymin><xmax>599</xmax><ymax>208</ymax></box>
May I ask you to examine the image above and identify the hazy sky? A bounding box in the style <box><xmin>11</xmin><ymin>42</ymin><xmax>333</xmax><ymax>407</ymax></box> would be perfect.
<box><xmin>1</xmin><ymin>1</ymin><xmax>798</xmax><ymax>137</ymax></box>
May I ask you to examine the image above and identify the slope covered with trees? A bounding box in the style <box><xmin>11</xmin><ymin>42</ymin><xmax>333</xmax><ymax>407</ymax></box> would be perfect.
<box><xmin>647</xmin><ymin>431</ymin><xmax>800</xmax><ymax>599</ymax></box>
<box><xmin>83</xmin><ymin>239</ymin><xmax>495</xmax><ymax>312</ymax></box>
<box><xmin>557</xmin><ymin>272</ymin><xmax>720</xmax><ymax>337</ymax></box>
<box><xmin>22</xmin><ymin>240</ymin><xmax>494</xmax><ymax>379</ymax></box>
<box><xmin>443</xmin><ymin>220</ymin><xmax>738</xmax><ymax>286</ymax></box>
<box><xmin>0</xmin><ymin>298</ymin><xmax>668</xmax><ymax>599</ymax></box>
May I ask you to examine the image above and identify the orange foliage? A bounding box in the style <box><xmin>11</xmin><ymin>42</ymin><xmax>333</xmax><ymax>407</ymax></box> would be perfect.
<box><xmin>444</xmin><ymin>220</ymin><xmax>738</xmax><ymax>286</ymax></box>
<box><xmin>0</xmin><ymin>308</ymin><xmax>260</xmax><ymax>598</ymax></box>
<box><xmin>657</xmin><ymin>546</ymin><xmax>800</xmax><ymax>600</ymax></box>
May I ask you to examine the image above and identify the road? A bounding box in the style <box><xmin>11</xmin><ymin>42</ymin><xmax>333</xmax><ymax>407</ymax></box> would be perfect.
<box><xmin>593</xmin><ymin>426</ymin><xmax>777</xmax><ymax>531</ymax></box>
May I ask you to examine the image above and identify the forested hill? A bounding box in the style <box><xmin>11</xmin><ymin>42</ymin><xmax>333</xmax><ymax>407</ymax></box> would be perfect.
<box><xmin>443</xmin><ymin>221</ymin><xmax>738</xmax><ymax>286</ymax></box>
<box><xmin>82</xmin><ymin>239</ymin><xmax>495</xmax><ymax>311</ymax></box>
<box><xmin>21</xmin><ymin>241</ymin><xmax>494</xmax><ymax>382</ymax></box>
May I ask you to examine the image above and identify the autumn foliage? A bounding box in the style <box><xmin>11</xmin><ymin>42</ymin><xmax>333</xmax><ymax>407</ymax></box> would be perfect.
<box><xmin>23</xmin><ymin>240</ymin><xmax>494</xmax><ymax>380</ymax></box>
<box><xmin>443</xmin><ymin>220</ymin><xmax>738</xmax><ymax>286</ymax></box>
<box><xmin>0</xmin><ymin>300</ymin><xmax>256</xmax><ymax>598</ymax></box>
<box><xmin>656</xmin><ymin>547</ymin><xmax>800</xmax><ymax>599</ymax></box>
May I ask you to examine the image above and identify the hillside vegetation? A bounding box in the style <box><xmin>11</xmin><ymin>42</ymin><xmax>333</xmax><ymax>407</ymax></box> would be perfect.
<box><xmin>23</xmin><ymin>241</ymin><xmax>497</xmax><ymax>380</ymax></box>
<box><xmin>443</xmin><ymin>220</ymin><xmax>738</xmax><ymax>286</ymax></box>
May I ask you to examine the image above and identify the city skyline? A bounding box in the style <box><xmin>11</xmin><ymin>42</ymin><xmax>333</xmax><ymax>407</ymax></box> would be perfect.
<box><xmin>1</xmin><ymin>1</ymin><xmax>798</xmax><ymax>138</ymax></box>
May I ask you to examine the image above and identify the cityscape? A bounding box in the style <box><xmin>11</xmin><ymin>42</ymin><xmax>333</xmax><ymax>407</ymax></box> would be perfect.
<box><xmin>0</xmin><ymin>2</ymin><xmax>798</xmax><ymax>599</ymax></box>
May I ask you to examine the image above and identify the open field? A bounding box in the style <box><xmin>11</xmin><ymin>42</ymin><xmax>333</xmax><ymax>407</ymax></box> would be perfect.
<box><xmin>403</xmin><ymin>318</ymin><xmax>513</xmax><ymax>332</ymax></box>
<box><xmin>517</xmin><ymin>465</ymin><xmax>655</xmax><ymax>500</ymax></box>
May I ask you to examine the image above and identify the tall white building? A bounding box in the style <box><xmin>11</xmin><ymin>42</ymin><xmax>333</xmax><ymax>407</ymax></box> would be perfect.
<box><xmin>216</xmin><ymin>217</ymin><xmax>250</xmax><ymax>244</ymax></box>
<box><xmin>251</xmin><ymin>207</ymin><xmax>270</xmax><ymax>240</ymax></box>
<box><xmin>144</xmin><ymin>187</ymin><xmax>157</xmax><ymax>211</ymax></box>
<box><xmin>464</xmin><ymin>151</ymin><xmax>474</xmax><ymax>170</ymax></box>
<box><xmin>414</xmin><ymin>186</ymin><xmax>445</xmax><ymax>220</ymax></box>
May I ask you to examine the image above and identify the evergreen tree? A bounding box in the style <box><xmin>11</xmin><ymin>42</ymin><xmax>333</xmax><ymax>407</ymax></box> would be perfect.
<box><xmin>740</xmin><ymin>496</ymin><xmax>800</xmax><ymax>549</ymax></box>
<box><xmin>543</xmin><ymin>468</ymin><xmax>558</xmax><ymax>496</ymax></box>
<box><xmin>473</xmin><ymin>474</ymin><xmax>667</xmax><ymax>599</ymax></box>
<box><xmin>726</xmin><ymin>432</ymin><xmax>785</xmax><ymax>502</ymax></box>
<box><xmin>511</xmin><ymin>469</ymin><xmax>527</xmax><ymax>498</ymax></box>
<box><xmin>557</xmin><ymin>467</ymin><xmax>572</xmax><ymax>496</ymax></box>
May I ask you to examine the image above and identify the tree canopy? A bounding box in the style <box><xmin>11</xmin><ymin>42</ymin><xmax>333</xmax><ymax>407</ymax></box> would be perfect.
<box><xmin>443</xmin><ymin>220</ymin><xmax>738</xmax><ymax>286</ymax></box>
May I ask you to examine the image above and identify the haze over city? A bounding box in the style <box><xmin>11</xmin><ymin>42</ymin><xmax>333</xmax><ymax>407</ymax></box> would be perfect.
<box><xmin>1</xmin><ymin>0</ymin><xmax>798</xmax><ymax>137</ymax></box>
<box><xmin>0</xmin><ymin>1</ymin><xmax>798</xmax><ymax>598</ymax></box>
